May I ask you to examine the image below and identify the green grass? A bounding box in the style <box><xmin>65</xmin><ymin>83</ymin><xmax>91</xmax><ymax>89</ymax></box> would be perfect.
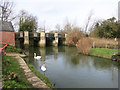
<box><xmin>3</xmin><ymin>45</ymin><xmax>55</xmax><ymax>89</ymax></box>
<box><xmin>89</xmin><ymin>48</ymin><xmax>118</xmax><ymax>59</ymax></box>
<box><xmin>28</xmin><ymin>64</ymin><xmax>56</xmax><ymax>89</ymax></box>
<box><xmin>6</xmin><ymin>45</ymin><xmax>22</xmax><ymax>53</ymax></box>
<box><xmin>2</xmin><ymin>55</ymin><xmax>33</xmax><ymax>88</ymax></box>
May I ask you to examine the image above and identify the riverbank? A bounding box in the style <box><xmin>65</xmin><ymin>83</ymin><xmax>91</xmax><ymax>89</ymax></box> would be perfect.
<box><xmin>2</xmin><ymin>45</ymin><xmax>55</xmax><ymax>89</ymax></box>
<box><xmin>27</xmin><ymin>64</ymin><xmax>55</xmax><ymax>89</ymax></box>
<box><xmin>88</xmin><ymin>48</ymin><xmax>118</xmax><ymax>59</ymax></box>
<box><xmin>2</xmin><ymin>55</ymin><xmax>33</xmax><ymax>88</ymax></box>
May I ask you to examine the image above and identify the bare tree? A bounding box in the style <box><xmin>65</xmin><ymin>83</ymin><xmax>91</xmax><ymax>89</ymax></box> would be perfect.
<box><xmin>84</xmin><ymin>10</ymin><xmax>94</xmax><ymax>33</ymax></box>
<box><xmin>55</xmin><ymin>24</ymin><xmax>61</xmax><ymax>32</ymax></box>
<box><xmin>0</xmin><ymin>0</ymin><xmax>15</xmax><ymax>22</ymax></box>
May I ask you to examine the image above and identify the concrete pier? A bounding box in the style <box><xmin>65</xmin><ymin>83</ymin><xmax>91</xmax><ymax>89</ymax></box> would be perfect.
<box><xmin>33</xmin><ymin>32</ymin><xmax>38</xmax><ymax>37</ymax></box>
<box><xmin>39</xmin><ymin>31</ymin><xmax>46</xmax><ymax>47</ymax></box>
<box><xmin>20</xmin><ymin>32</ymin><xmax>23</xmax><ymax>38</ymax></box>
<box><xmin>53</xmin><ymin>32</ymin><xmax>58</xmax><ymax>46</ymax></box>
<box><xmin>64</xmin><ymin>33</ymin><xmax>68</xmax><ymax>45</ymax></box>
<box><xmin>24</xmin><ymin>31</ymin><xmax>29</xmax><ymax>45</ymax></box>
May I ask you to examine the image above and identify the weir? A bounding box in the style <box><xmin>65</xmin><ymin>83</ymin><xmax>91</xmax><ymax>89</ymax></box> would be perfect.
<box><xmin>15</xmin><ymin>31</ymin><xmax>67</xmax><ymax>47</ymax></box>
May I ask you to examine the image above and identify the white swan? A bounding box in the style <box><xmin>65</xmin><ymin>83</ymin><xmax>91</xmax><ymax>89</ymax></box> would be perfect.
<box><xmin>41</xmin><ymin>64</ymin><xmax>46</xmax><ymax>72</ymax></box>
<box><xmin>34</xmin><ymin>53</ymin><xmax>41</xmax><ymax>60</ymax></box>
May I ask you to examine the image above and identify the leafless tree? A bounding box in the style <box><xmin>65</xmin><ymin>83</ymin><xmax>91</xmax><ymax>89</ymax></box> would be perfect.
<box><xmin>55</xmin><ymin>24</ymin><xmax>61</xmax><ymax>31</ymax></box>
<box><xmin>84</xmin><ymin>10</ymin><xmax>94</xmax><ymax>33</ymax></box>
<box><xmin>0</xmin><ymin>0</ymin><xmax>15</xmax><ymax>22</ymax></box>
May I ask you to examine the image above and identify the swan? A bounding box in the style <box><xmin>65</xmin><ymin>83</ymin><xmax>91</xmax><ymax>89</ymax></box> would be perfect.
<box><xmin>41</xmin><ymin>64</ymin><xmax>46</xmax><ymax>72</ymax></box>
<box><xmin>34</xmin><ymin>53</ymin><xmax>41</xmax><ymax>60</ymax></box>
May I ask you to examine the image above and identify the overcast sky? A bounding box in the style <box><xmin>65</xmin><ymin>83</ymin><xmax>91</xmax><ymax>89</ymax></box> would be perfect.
<box><xmin>14</xmin><ymin>0</ymin><xmax>120</xmax><ymax>32</ymax></box>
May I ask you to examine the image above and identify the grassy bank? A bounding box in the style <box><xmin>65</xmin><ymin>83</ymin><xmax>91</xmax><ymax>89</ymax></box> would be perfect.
<box><xmin>28</xmin><ymin>64</ymin><xmax>55</xmax><ymax>89</ymax></box>
<box><xmin>3</xmin><ymin>45</ymin><xmax>55</xmax><ymax>89</ymax></box>
<box><xmin>89</xmin><ymin>48</ymin><xmax>118</xmax><ymax>59</ymax></box>
<box><xmin>2</xmin><ymin>55</ymin><xmax>33</xmax><ymax>88</ymax></box>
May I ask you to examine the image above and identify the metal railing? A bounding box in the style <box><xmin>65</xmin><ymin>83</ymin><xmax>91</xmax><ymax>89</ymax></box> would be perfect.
<box><xmin>0</xmin><ymin>42</ymin><xmax>7</xmax><ymax>55</ymax></box>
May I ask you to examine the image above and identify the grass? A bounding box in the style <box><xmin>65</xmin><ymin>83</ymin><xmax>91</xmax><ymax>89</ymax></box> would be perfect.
<box><xmin>2</xmin><ymin>55</ymin><xmax>33</xmax><ymax>88</ymax></box>
<box><xmin>28</xmin><ymin>64</ymin><xmax>56</xmax><ymax>89</ymax></box>
<box><xmin>89</xmin><ymin>48</ymin><xmax>118</xmax><ymax>59</ymax></box>
<box><xmin>3</xmin><ymin>45</ymin><xmax>55</xmax><ymax>89</ymax></box>
<box><xmin>5</xmin><ymin>45</ymin><xmax>22</xmax><ymax>53</ymax></box>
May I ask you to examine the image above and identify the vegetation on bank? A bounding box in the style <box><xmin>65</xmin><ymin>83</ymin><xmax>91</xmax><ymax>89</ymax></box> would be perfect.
<box><xmin>2</xmin><ymin>56</ymin><xmax>33</xmax><ymax>88</ymax></box>
<box><xmin>90</xmin><ymin>38</ymin><xmax>118</xmax><ymax>49</ymax></box>
<box><xmin>6</xmin><ymin>45</ymin><xmax>22</xmax><ymax>53</ymax></box>
<box><xmin>28</xmin><ymin>64</ymin><xmax>55</xmax><ymax>89</ymax></box>
<box><xmin>89</xmin><ymin>48</ymin><xmax>118</xmax><ymax>59</ymax></box>
<box><xmin>3</xmin><ymin>45</ymin><xmax>55</xmax><ymax>89</ymax></box>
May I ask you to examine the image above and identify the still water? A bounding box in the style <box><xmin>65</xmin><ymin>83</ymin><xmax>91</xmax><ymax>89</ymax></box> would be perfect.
<box><xmin>23</xmin><ymin>46</ymin><xmax>118</xmax><ymax>88</ymax></box>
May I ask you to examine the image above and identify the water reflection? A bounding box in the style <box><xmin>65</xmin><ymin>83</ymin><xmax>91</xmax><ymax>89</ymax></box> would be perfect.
<box><xmin>39</xmin><ymin>48</ymin><xmax>45</xmax><ymax>61</ymax></box>
<box><xmin>21</xmin><ymin>46</ymin><xmax>118</xmax><ymax>88</ymax></box>
<box><xmin>53</xmin><ymin>47</ymin><xmax>58</xmax><ymax>60</ymax></box>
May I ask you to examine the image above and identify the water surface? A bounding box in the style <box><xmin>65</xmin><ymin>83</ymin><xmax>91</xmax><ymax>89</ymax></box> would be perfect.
<box><xmin>23</xmin><ymin>46</ymin><xmax>118</xmax><ymax>88</ymax></box>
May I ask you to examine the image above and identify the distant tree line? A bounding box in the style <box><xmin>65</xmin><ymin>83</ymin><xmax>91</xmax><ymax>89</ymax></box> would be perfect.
<box><xmin>90</xmin><ymin>17</ymin><xmax>120</xmax><ymax>38</ymax></box>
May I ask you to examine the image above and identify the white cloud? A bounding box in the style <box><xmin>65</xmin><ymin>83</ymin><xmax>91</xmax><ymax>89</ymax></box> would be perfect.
<box><xmin>40</xmin><ymin>7</ymin><xmax>56</xmax><ymax>13</ymax></box>
<box><xmin>13</xmin><ymin>0</ymin><xmax>120</xmax><ymax>31</ymax></box>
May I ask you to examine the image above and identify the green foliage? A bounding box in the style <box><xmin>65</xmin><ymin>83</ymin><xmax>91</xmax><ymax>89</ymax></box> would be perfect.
<box><xmin>89</xmin><ymin>48</ymin><xmax>118</xmax><ymax>59</ymax></box>
<box><xmin>2</xmin><ymin>56</ymin><xmax>33</xmax><ymax>88</ymax></box>
<box><xmin>90</xmin><ymin>17</ymin><xmax>119</xmax><ymax>38</ymax></box>
<box><xmin>28</xmin><ymin>64</ymin><xmax>56</xmax><ymax>89</ymax></box>
<box><xmin>6</xmin><ymin>45</ymin><xmax>22</xmax><ymax>53</ymax></box>
<box><xmin>18</xmin><ymin>10</ymin><xmax>38</xmax><ymax>32</ymax></box>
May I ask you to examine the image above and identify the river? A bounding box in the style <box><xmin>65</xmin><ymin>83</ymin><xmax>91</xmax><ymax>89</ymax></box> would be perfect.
<box><xmin>20</xmin><ymin>46</ymin><xmax>119</xmax><ymax>88</ymax></box>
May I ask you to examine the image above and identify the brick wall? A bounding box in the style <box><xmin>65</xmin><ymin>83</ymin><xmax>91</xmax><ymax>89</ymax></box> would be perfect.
<box><xmin>0</xmin><ymin>31</ymin><xmax>15</xmax><ymax>46</ymax></box>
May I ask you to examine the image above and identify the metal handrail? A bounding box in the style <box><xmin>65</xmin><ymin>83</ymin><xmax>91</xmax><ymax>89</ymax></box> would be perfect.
<box><xmin>0</xmin><ymin>42</ymin><xmax>7</xmax><ymax>55</ymax></box>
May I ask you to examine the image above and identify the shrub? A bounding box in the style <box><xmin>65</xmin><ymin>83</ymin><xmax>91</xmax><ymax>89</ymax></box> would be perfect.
<box><xmin>76</xmin><ymin>37</ymin><xmax>93</xmax><ymax>54</ymax></box>
<box><xmin>90</xmin><ymin>37</ymin><xmax>118</xmax><ymax>49</ymax></box>
<box><xmin>66</xmin><ymin>28</ymin><xmax>85</xmax><ymax>46</ymax></box>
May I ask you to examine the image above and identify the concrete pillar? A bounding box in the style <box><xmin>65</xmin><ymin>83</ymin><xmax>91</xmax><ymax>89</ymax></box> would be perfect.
<box><xmin>34</xmin><ymin>32</ymin><xmax>38</xmax><ymax>37</ymax></box>
<box><xmin>39</xmin><ymin>31</ymin><xmax>46</xmax><ymax>47</ymax></box>
<box><xmin>53</xmin><ymin>32</ymin><xmax>58</xmax><ymax>46</ymax></box>
<box><xmin>24</xmin><ymin>31</ymin><xmax>29</xmax><ymax>45</ymax></box>
<box><xmin>20</xmin><ymin>32</ymin><xmax>23</xmax><ymax>38</ymax></box>
<box><xmin>64</xmin><ymin>33</ymin><xmax>68</xmax><ymax>45</ymax></box>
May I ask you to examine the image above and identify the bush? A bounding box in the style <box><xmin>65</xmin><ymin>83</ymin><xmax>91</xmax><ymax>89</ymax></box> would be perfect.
<box><xmin>66</xmin><ymin>28</ymin><xmax>85</xmax><ymax>46</ymax></box>
<box><xmin>76</xmin><ymin>37</ymin><xmax>93</xmax><ymax>54</ymax></box>
<box><xmin>90</xmin><ymin>37</ymin><xmax>118</xmax><ymax>49</ymax></box>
